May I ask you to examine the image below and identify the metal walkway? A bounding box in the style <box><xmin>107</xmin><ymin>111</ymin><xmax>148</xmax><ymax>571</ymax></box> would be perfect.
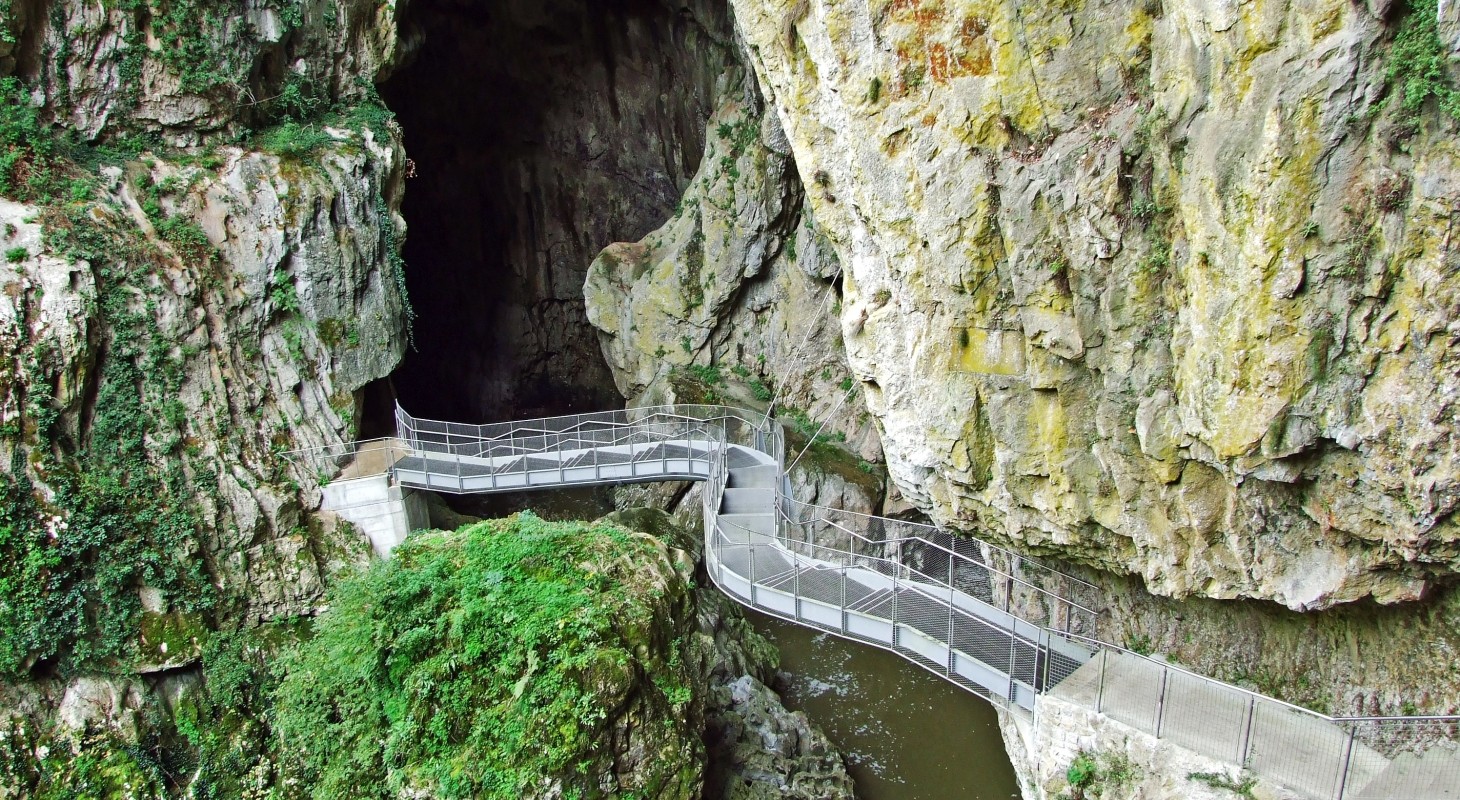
<box><xmin>389</xmin><ymin>404</ymin><xmax>1095</xmax><ymax>712</ymax></box>
<box><xmin>301</xmin><ymin>404</ymin><xmax>1460</xmax><ymax>799</ymax></box>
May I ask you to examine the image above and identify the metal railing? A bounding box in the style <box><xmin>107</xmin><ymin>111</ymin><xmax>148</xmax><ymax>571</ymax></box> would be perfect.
<box><xmin>1043</xmin><ymin>630</ymin><xmax>1460</xmax><ymax>798</ymax></box>
<box><xmin>282</xmin><ymin>437</ymin><xmax>414</xmax><ymax>485</ymax></box>
<box><xmin>776</xmin><ymin>498</ymin><xmax>1099</xmax><ymax>637</ymax></box>
<box><xmin>314</xmin><ymin>403</ymin><xmax>1460</xmax><ymax>800</ymax></box>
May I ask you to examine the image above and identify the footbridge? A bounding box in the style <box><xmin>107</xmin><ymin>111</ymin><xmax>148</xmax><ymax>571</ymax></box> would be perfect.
<box><xmin>298</xmin><ymin>404</ymin><xmax>1460</xmax><ymax>800</ymax></box>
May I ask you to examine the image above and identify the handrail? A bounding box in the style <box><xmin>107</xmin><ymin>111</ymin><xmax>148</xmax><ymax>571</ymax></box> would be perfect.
<box><xmin>778</xmin><ymin>499</ymin><xmax>1101</xmax><ymax>624</ymax></box>
<box><xmin>345</xmin><ymin>402</ymin><xmax>1460</xmax><ymax>800</ymax></box>
<box><xmin>781</xmin><ymin>496</ymin><xmax>1099</xmax><ymax>593</ymax></box>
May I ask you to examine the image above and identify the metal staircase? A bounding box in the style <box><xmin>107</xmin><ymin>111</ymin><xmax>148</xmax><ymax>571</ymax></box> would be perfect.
<box><xmin>294</xmin><ymin>403</ymin><xmax>1459</xmax><ymax>799</ymax></box>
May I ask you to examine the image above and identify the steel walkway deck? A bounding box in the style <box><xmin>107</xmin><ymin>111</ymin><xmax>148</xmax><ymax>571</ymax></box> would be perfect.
<box><xmin>339</xmin><ymin>403</ymin><xmax>1458</xmax><ymax>800</ymax></box>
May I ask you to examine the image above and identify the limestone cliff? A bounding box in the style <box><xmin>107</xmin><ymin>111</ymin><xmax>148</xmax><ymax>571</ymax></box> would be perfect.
<box><xmin>723</xmin><ymin>0</ymin><xmax>1460</xmax><ymax>611</ymax></box>
<box><xmin>0</xmin><ymin>0</ymin><xmax>412</xmax><ymax>764</ymax></box>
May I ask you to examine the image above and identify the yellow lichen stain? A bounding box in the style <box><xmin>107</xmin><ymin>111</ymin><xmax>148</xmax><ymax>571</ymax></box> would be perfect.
<box><xmin>1307</xmin><ymin>0</ymin><xmax>1346</xmax><ymax>41</ymax></box>
<box><xmin>1028</xmin><ymin>389</ymin><xmax>1070</xmax><ymax>482</ymax></box>
<box><xmin>1123</xmin><ymin>5</ymin><xmax>1155</xmax><ymax>68</ymax></box>
<box><xmin>954</xmin><ymin>327</ymin><xmax>1025</xmax><ymax>375</ymax></box>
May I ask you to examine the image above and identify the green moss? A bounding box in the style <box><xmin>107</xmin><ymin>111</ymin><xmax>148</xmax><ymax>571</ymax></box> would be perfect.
<box><xmin>3</xmin><ymin>728</ymin><xmax>172</xmax><ymax>799</ymax></box>
<box><xmin>271</xmin><ymin>513</ymin><xmax>699</xmax><ymax>799</ymax></box>
<box><xmin>138</xmin><ymin>611</ymin><xmax>207</xmax><ymax>664</ymax></box>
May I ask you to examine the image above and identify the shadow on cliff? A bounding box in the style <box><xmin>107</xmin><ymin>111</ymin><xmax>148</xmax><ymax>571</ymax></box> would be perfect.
<box><xmin>377</xmin><ymin>0</ymin><xmax>734</xmax><ymax>426</ymax></box>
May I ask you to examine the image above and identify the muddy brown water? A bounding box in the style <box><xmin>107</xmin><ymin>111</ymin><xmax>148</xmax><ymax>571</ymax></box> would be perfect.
<box><xmin>747</xmin><ymin>610</ymin><xmax>1022</xmax><ymax>800</ymax></box>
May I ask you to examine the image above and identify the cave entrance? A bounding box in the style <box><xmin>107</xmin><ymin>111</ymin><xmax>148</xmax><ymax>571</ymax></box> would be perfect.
<box><xmin>376</xmin><ymin>0</ymin><xmax>734</xmax><ymax>429</ymax></box>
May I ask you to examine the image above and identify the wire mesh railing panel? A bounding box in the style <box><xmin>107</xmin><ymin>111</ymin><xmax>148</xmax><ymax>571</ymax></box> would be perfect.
<box><xmin>1160</xmin><ymin>667</ymin><xmax>1252</xmax><ymax>763</ymax></box>
<box><xmin>1246</xmin><ymin>699</ymin><xmax>1352</xmax><ymax>800</ymax></box>
<box><xmin>1339</xmin><ymin>718</ymin><xmax>1460</xmax><ymax>800</ymax></box>
<box><xmin>1096</xmin><ymin>650</ymin><xmax>1165</xmax><ymax>733</ymax></box>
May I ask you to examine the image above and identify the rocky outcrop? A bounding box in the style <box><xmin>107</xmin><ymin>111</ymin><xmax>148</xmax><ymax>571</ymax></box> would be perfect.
<box><xmin>583</xmin><ymin>54</ymin><xmax>884</xmax><ymax>469</ymax></box>
<box><xmin>3</xmin><ymin>0</ymin><xmax>401</xmax><ymax>144</ymax></box>
<box><xmin>609</xmin><ymin>507</ymin><xmax>856</xmax><ymax>800</ymax></box>
<box><xmin>725</xmin><ymin>0</ymin><xmax>1460</xmax><ymax>610</ymax></box>
<box><xmin>0</xmin><ymin>0</ymin><xmax>412</xmax><ymax>682</ymax></box>
<box><xmin>0</xmin><ymin>130</ymin><xmax>408</xmax><ymax>630</ymax></box>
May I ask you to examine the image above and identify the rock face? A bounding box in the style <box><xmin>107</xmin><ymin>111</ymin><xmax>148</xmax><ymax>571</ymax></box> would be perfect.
<box><xmin>0</xmin><ymin>135</ymin><xmax>409</xmax><ymax>625</ymax></box>
<box><xmin>583</xmin><ymin>50</ymin><xmax>885</xmax><ymax>471</ymax></box>
<box><xmin>0</xmin><ymin>0</ymin><xmax>411</xmax><ymax>670</ymax></box>
<box><xmin>3</xmin><ymin>0</ymin><xmax>401</xmax><ymax>144</ymax></box>
<box><xmin>725</xmin><ymin>0</ymin><xmax>1460</xmax><ymax>611</ymax></box>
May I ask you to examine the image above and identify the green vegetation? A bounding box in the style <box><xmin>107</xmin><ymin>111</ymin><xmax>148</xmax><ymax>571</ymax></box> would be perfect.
<box><xmin>712</xmin><ymin>114</ymin><xmax>761</xmax><ymax>193</ymax></box>
<box><xmin>0</xmin><ymin>77</ymin><xmax>90</xmax><ymax>202</ymax></box>
<box><xmin>686</xmin><ymin>363</ymin><xmax>725</xmax><ymax>386</ymax></box>
<box><xmin>1061</xmin><ymin>750</ymin><xmax>1139</xmax><ymax>799</ymax></box>
<box><xmin>3</xmin><ymin>245</ymin><xmax>24</xmax><ymax>262</ymax></box>
<box><xmin>1187</xmin><ymin>770</ymin><xmax>1257</xmax><ymax>798</ymax></box>
<box><xmin>0</xmin><ymin>722</ymin><xmax>174</xmax><ymax>799</ymax></box>
<box><xmin>750</xmin><ymin>377</ymin><xmax>773</xmax><ymax>402</ymax></box>
<box><xmin>1125</xmin><ymin>633</ymin><xmax>1155</xmax><ymax>656</ymax></box>
<box><xmin>1386</xmin><ymin>0</ymin><xmax>1460</xmax><ymax>121</ymax></box>
<box><xmin>1066</xmin><ymin>752</ymin><xmax>1098</xmax><ymax>790</ymax></box>
<box><xmin>0</xmin><ymin>76</ymin><xmax>237</xmax><ymax>678</ymax></box>
<box><xmin>271</xmin><ymin>514</ymin><xmax>696</xmax><ymax>799</ymax></box>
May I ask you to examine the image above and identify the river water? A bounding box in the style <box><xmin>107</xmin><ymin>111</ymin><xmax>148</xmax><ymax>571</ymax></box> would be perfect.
<box><xmin>747</xmin><ymin>610</ymin><xmax>1022</xmax><ymax>800</ymax></box>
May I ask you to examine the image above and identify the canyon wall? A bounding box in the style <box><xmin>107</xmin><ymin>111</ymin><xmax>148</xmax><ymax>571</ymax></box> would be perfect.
<box><xmin>722</xmin><ymin>0</ymin><xmax>1460</xmax><ymax>613</ymax></box>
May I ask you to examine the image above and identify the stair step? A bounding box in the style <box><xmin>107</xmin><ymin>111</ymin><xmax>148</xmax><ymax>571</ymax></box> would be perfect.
<box><xmin>721</xmin><ymin>487</ymin><xmax>774</xmax><ymax>514</ymax></box>
<box><xmin>728</xmin><ymin>464</ymin><xmax>779</xmax><ymax>488</ymax></box>
<box><xmin>716</xmin><ymin>512</ymin><xmax>776</xmax><ymax>538</ymax></box>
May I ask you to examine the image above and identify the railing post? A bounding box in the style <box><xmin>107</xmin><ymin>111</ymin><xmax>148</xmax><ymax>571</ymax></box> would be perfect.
<box><xmin>793</xmin><ymin>558</ymin><xmax>801</xmax><ymax>620</ymax></box>
<box><xmin>890</xmin><ymin>569</ymin><xmax>899</xmax><ymax>647</ymax></box>
<box><xmin>1096</xmin><ymin>648</ymin><xmax>1108</xmax><ymax>713</ymax></box>
<box><xmin>1154</xmin><ymin>667</ymin><xmax>1170</xmax><ymax>738</ymax></box>
<box><xmin>946</xmin><ymin>596</ymin><xmax>956</xmax><ymax>677</ymax></box>
<box><xmin>840</xmin><ymin>567</ymin><xmax>848</xmax><ymax>634</ymax></box>
<box><xmin>1004</xmin><ymin>558</ymin><xmax>1015</xmax><ymax>613</ymax></box>
<box><xmin>749</xmin><ymin>543</ymin><xmax>756</xmax><ymax>606</ymax></box>
<box><xmin>1335</xmin><ymin>725</ymin><xmax>1357</xmax><ymax>800</ymax></box>
<box><xmin>1007</xmin><ymin>619</ymin><xmax>1018</xmax><ymax>702</ymax></box>
<box><xmin>1239</xmin><ymin>694</ymin><xmax>1256</xmax><ymax>766</ymax></box>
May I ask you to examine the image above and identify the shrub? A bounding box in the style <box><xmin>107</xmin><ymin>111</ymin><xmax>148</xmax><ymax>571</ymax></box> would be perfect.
<box><xmin>1387</xmin><ymin>0</ymin><xmax>1460</xmax><ymax>120</ymax></box>
<box><xmin>272</xmin><ymin>514</ymin><xmax>695</xmax><ymax>799</ymax></box>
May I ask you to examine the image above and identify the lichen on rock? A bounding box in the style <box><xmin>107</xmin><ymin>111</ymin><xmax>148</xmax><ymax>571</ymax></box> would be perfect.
<box><xmin>727</xmin><ymin>0</ymin><xmax>1460</xmax><ymax>610</ymax></box>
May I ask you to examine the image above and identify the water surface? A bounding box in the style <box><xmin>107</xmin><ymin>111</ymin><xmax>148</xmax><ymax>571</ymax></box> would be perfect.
<box><xmin>747</xmin><ymin>610</ymin><xmax>1022</xmax><ymax>800</ymax></box>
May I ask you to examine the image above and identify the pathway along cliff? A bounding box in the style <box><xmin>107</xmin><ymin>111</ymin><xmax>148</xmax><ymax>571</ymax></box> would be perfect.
<box><xmin>308</xmin><ymin>404</ymin><xmax>1460</xmax><ymax>800</ymax></box>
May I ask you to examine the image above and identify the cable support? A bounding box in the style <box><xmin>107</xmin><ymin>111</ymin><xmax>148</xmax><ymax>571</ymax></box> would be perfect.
<box><xmin>784</xmin><ymin>381</ymin><xmax>857</xmax><ymax>477</ymax></box>
<box><xmin>765</xmin><ymin>282</ymin><xmax>840</xmax><ymax>420</ymax></box>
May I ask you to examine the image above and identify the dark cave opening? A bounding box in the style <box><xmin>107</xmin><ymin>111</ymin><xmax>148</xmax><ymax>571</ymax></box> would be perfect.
<box><xmin>376</xmin><ymin>0</ymin><xmax>735</xmax><ymax>430</ymax></box>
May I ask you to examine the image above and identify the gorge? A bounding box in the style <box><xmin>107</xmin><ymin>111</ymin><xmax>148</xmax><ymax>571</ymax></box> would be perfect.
<box><xmin>1</xmin><ymin>0</ymin><xmax>1459</xmax><ymax>798</ymax></box>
